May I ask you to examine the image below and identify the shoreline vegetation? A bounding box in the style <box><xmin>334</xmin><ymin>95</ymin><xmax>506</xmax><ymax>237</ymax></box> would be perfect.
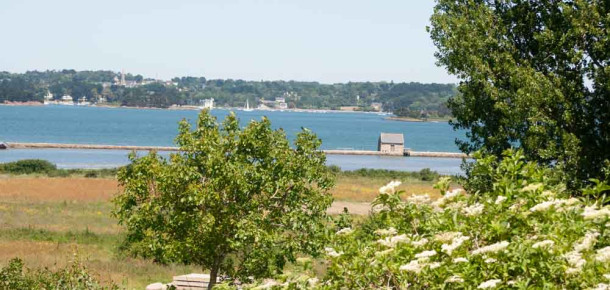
<box><xmin>385</xmin><ymin>116</ymin><xmax>451</xmax><ymax>122</ymax></box>
<box><xmin>0</xmin><ymin>70</ymin><xmax>455</xmax><ymax>119</ymax></box>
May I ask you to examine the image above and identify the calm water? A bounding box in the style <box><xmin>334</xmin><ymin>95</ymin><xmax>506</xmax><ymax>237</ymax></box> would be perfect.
<box><xmin>0</xmin><ymin>105</ymin><xmax>466</xmax><ymax>174</ymax></box>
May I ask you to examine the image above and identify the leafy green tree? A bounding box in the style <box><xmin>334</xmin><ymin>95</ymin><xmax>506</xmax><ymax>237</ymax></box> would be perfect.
<box><xmin>430</xmin><ymin>0</ymin><xmax>610</xmax><ymax>188</ymax></box>
<box><xmin>113</xmin><ymin>110</ymin><xmax>334</xmax><ymax>289</ymax></box>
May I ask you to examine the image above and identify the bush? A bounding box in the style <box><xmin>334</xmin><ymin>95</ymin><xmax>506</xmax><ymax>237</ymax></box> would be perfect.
<box><xmin>257</xmin><ymin>149</ymin><xmax>610</xmax><ymax>288</ymax></box>
<box><xmin>0</xmin><ymin>257</ymin><xmax>115</xmax><ymax>289</ymax></box>
<box><xmin>339</xmin><ymin>168</ymin><xmax>441</xmax><ymax>182</ymax></box>
<box><xmin>0</xmin><ymin>159</ymin><xmax>57</xmax><ymax>175</ymax></box>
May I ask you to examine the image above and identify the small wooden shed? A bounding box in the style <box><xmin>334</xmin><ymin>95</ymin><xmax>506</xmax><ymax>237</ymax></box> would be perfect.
<box><xmin>378</xmin><ymin>133</ymin><xmax>404</xmax><ymax>154</ymax></box>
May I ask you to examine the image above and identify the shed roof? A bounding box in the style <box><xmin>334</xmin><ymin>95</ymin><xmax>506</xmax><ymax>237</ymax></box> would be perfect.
<box><xmin>379</xmin><ymin>133</ymin><xmax>404</xmax><ymax>144</ymax></box>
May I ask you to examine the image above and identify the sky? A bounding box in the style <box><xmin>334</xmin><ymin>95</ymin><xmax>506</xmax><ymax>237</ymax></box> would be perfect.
<box><xmin>0</xmin><ymin>0</ymin><xmax>456</xmax><ymax>84</ymax></box>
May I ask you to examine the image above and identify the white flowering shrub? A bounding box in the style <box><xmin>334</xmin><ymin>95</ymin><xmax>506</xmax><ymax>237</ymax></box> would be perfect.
<box><xmin>319</xmin><ymin>150</ymin><xmax>610</xmax><ymax>289</ymax></box>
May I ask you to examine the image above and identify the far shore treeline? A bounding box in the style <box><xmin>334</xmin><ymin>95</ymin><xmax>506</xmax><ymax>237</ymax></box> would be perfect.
<box><xmin>0</xmin><ymin>70</ymin><xmax>455</xmax><ymax>117</ymax></box>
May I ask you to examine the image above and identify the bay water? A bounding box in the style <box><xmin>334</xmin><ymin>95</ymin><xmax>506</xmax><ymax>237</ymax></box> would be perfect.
<box><xmin>0</xmin><ymin>105</ymin><xmax>466</xmax><ymax>174</ymax></box>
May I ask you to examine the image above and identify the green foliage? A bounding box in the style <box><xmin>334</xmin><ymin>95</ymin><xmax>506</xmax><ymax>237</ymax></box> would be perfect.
<box><xmin>113</xmin><ymin>110</ymin><xmax>334</xmax><ymax>289</ymax></box>
<box><xmin>0</xmin><ymin>160</ymin><xmax>118</xmax><ymax>178</ymax></box>
<box><xmin>259</xmin><ymin>149</ymin><xmax>610</xmax><ymax>289</ymax></box>
<box><xmin>429</xmin><ymin>0</ymin><xmax>610</xmax><ymax>189</ymax></box>
<box><xmin>339</xmin><ymin>168</ymin><xmax>441</xmax><ymax>182</ymax></box>
<box><xmin>0</xmin><ymin>257</ymin><xmax>114</xmax><ymax>290</ymax></box>
<box><xmin>0</xmin><ymin>159</ymin><xmax>57</xmax><ymax>175</ymax></box>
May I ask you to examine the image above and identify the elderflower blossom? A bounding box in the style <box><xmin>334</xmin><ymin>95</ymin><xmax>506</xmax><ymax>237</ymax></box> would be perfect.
<box><xmin>446</xmin><ymin>275</ymin><xmax>464</xmax><ymax>283</ymax></box>
<box><xmin>521</xmin><ymin>183</ymin><xmax>543</xmax><ymax>192</ymax></box>
<box><xmin>377</xmin><ymin>234</ymin><xmax>409</xmax><ymax>248</ymax></box>
<box><xmin>494</xmin><ymin>195</ymin><xmax>507</xmax><ymax>205</ymax></box>
<box><xmin>471</xmin><ymin>241</ymin><xmax>509</xmax><ymax>255</ymax></box>
<box><xmin>463</xmin><ymin>203</ymin><xmax>484</xmax><ymax>216</ymax></box>
<box><xmin>441</xmin><ymin>234</ymin><xmax>470</xmax><ymax>255</ymax></box>
<box><xmin>529</xmin><ymin>198</ymin><xmax>580</xmax><ymax>213</ymax></box>
<box><xmin>582</xmin><ymin>206</ymin><xmax>610</xmax><ymax>220</ymax></box>
<box><xmin>453</xmin><ymin>257</ymin><xmax>468</xmax><ymax>263</ymax></box>
<box><xmin>415</xmin><ymin>250</ymin><xmax>437</xmax><ymax>259</ymax></box>
<box><xmin>375</xmin><ymin>227</ymin><xmax>398</xmax><ymax>236</ymax></box>
<box><xmin>478</xmin><ymin>279</ymin><xmax>501</xmax><ymax>289</ymax></box>
<box><xmin>379</xmin><ymin>181</ymin><xmax>401</xmax><ymax>195</ymax></box>
<box><xmin>375</xmin><ymin>248</ymin><xmax>394</xmax><ymax>257</ymax></box>
<box><xmin>336</xmin><ymin>227</ymin><xmax>353</xmax><ymax>235</ymax></box>
<box><xmin>485</xmin><ymin>258</ymin><xmax>497</xmax><ymax>264</ymax></box>
<box><xmin>444</xmin><ymin>188</ymin><xmax>463</xmax><ymax>200</ymax></box>
<box><xmin>399</xmin><ymin>260</ymin><xmax>424</xmax><ymax>273</ymax></box>
<box><xmin>563</xmin><ymin>251</ymin><xmax>586</xmax><ymax>274</ymax></box>
<box><xmin>435</xmin><ymin>232</ymin><xmax>462</xmax><ymax>243</ymax></box>
<box><xmin>307</xmin><ymin>278</ymin><xmax>318</xmax><ymax>287</ymax></box>
<box><xmin>429</xmin><ymin>262</ymin><xmax>441</xmax><ymax>269</ymax></box>
<box><xmin>596</xmin><ymin>246</ymin><xmax>610</xmax><ymax>262</ymax></box>
<box><xmin>590</xmin><ymin>283</ymin><xmax>610</xmax><ymax>290</ymax></box>
<box><xmin>604</xmin><ymin>274</ymin><xmax>610</xmax><ymax>280</ymax></box>
<box><xmin>407</xmin><ymin>194</ymin><xmax>432</xmax><ymax>205</ymax></box>
<box><xmin>325</xmin><ymin>247</ymin><xmax>343</xmax><ymax>257</ymax></box>
<box><xmin>574</xmin><ymin>231</ymin><xmax>600</xmax><ymax>252</ymax></box>
<box><xmin>412</xmin><ymin>238</ymin><xmax>429</xmax><ymax>247</ymax></box>
<box><xmin>532</xmin><ymin>240</ymin><xmax>555</xmax><ymax>250</ymax></box>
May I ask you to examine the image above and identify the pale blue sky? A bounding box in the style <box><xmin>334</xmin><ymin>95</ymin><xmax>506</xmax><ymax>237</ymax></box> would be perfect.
<box><xmin>0</xmin><ymin>0</ymin><xmax>455</xmax><ymax>84</ymax></box>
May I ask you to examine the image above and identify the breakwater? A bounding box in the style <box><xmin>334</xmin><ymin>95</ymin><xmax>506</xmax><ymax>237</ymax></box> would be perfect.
<box><xmin>2</xmin><ymin>142</ymin><xmax>469</xmax><ymax>158</ymax></box>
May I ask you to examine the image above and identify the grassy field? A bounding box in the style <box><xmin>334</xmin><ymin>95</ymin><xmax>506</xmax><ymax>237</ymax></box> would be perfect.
<box><xmin>0</xmin><ymin>174</ymin><xmax>443</xmax><ymax>288</ymax></box>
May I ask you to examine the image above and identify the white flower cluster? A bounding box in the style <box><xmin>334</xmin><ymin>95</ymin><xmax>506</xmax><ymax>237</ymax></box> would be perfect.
<box><xmin>582</xmin><ymin>206</ymin><xmax>610</xmax><ymax>221</ymax></box>
<box><xmin>574</xmin><ymin>231</ymin><xmax>600</xmax><ymax>252</ymax></box>
<box><xmin>441</xmin><ymin>233</ymin><xmax>470</xmax><ymax>255</ymax></box>
<box><xmin>462</xmin><ymin>202</ymin><xmax>484</xmax><ymax>216</ymax></box>
<box><xmin>494</xmin><ymin>195</ymin><xmax>507</xmax><ymax>205</ymax></box>
<box><xmin>325</xmin><ymin>247</ymin><xmax>343</xmax><ymax>258</ymax></box>
<box><xmin>471</xmin><ymin>241</ymin><xmax>509</xmax><ymax>255</ymax></box>
<box><xmin>336</xmin><ymin>227</ymin><xmax>353</xmax><ymax>235</ymax></box>
<box><xmin>374</xmin><ymin>227</ymin><xmax>398</xmax><ymax>236</ymax></box>
<box><xmin>379</xmin><ymin>181</ymin><xmax>402</xmax><ymax>195</ymax></box>
<box><xmin>446</xmin><ymin>275</ymin><xmax>464</xmax><ymax>283</ymax></box>
<box><xmin>477</xmin><ymin>279</ymin><xmax>501</xmax><ymax>289</ymax></box>
<box><xmin>453</xmin><ymin>257</ymin><xmax>468</xmax><ymax>263</ymax></box>
<box><xmin>596</xmin><ymin>247</ymin><xmax>610</xmax><ymax>263</ymax></box>
<box><xmin>529</xmin><ymin>198</ymin><xmax>579</xmax><ymax>212</ymax></box>
<box><xmin>377</xmin><ymin>234</ymin><xmax>409</xmax><ymax>248</ymax></box>
<box><xmin>521</xmin><ymin>183</ymin><xmax>543</xmax><ymax>192</ymax></box>
<box><xmin>532</xmin><ymin>240</ymin><xmax>555</xmax><ymax>250</ymax></box>
<box><xmin>407</xmin><ymin>194</ymin><xmax>432</xmax><ymax>205</ymax></box>
<box><xmin>432</xmin><ymin>189</ymin><xmax>463</xmax><ymax>208</ymax></box>
<box><xmin>415</xmin><ymin>250</ymin><xmax>437</xmax><ymax>259</ymax></box>
<box><xmin>411</xmin><ymin>238</ymin><xmax>429</xmax><ymax>247</ymax></box>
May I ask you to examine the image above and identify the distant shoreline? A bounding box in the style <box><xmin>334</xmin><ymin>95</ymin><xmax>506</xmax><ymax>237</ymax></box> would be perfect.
<box><xmin>386</xmin><ymin>116</ymin><xmax>450</xmax><ymax>123</ymax></box>
<box><xmin>1</xmin><ymin>101</ymin><xmax>393</xmax><ymax>116</ymax></box>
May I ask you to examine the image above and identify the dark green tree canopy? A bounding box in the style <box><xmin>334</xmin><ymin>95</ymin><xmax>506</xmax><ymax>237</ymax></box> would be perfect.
<box><xmin>113</xmin><ymin>110</ymin><xmax>334</xmax><ymax>288</ymax></box>
<box><xmin>430</xmin><ymin>0</ymin><xmax>610</xmax><ymax>187</ymax></box>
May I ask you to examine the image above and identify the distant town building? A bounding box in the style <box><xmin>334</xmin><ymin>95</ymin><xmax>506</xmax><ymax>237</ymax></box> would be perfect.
<box><xmin>370</xmin><ymin>102</ymin><xmax>383</xmax><ymax>111</ymax></box>
<box><xmin>60</xmin><ymin>95</ymin><xmax>74</xmax><ymax>105</ymax></box>
<box><xmin>378</xmin><ymin>133</ymin><xmax>404</xmax><ymax>154</ymax></box>
<box><xmin>200</xmin><ymin>98</ymin><xmax>214</xmax><ymax>109</ymax></box>
<box><xmin>275</xmin><ymin>97</ymin><xmax>286</xmax><ymax>103</ymax></box>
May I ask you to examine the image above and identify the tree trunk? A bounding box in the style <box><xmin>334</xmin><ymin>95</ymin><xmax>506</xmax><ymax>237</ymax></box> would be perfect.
<box><xmin>207</xmin><ymin>266</ymin><xmax>218</xmax><ymax>290</ymax></box>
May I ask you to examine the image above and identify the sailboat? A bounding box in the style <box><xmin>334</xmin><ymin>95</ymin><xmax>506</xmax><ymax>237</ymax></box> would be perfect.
<box><xmin>243</xmin><ymin>99</ymin><xmax>254</xmax><ymax>111</ymax></box>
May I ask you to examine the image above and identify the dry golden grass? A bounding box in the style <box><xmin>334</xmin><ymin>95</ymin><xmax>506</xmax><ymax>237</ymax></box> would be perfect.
<box><xmin>0</xmin><ymin>176</ymin><xmax>446</xmax><ymax>288</ymax></box>
<box><xmin>0</xmin><ymin>177</ymin><xmax>118</xmax><ymax>202</ymax></box>
<box><xmin>0</xmin><ymin>176</ymin><xmax>440</xmax><ymax>203</ymax></box>
<box><xmin>331</xmin><ymin>176</ymin><xmax>443</xmax><ymax>202</ymax></box>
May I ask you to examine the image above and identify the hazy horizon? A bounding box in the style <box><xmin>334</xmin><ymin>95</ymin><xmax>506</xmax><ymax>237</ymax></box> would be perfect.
<box><xmin>1</xmin><ymin>0</ymin><xmax>456</xmax><ymax>84</ymax></box>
